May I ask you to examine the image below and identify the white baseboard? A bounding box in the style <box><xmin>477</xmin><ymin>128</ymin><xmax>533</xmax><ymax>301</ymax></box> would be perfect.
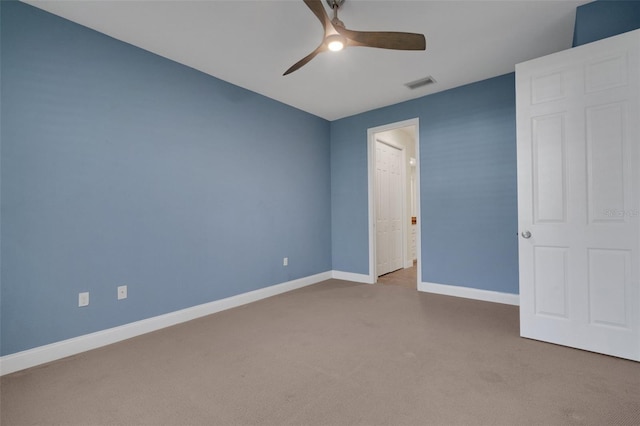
<box><xmin>331</xmin><ymin>270</ymin><xmax>374</xmax><ymax>284</ymax></box>
<box><xmin>0</xmin><ymin>271</ymin><xmax>332</xmax><ymax>376</ymax></box>
<box><xmin>419</xmin><ymin>281</ymin><xmax>519</xmax><ymax>306</ymax></box>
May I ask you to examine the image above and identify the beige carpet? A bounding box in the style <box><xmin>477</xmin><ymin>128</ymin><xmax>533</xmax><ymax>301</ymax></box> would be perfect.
<box><xmin>1</xmin><ymin>279</ymin><xmax>639</xmax><ymax>425</ymax></box>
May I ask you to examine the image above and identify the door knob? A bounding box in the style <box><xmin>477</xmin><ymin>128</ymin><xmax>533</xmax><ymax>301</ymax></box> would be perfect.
<box><xmin>521</xmin><ymin>231</ymin><xmax>532</xmax><ymax>239</ymax></box>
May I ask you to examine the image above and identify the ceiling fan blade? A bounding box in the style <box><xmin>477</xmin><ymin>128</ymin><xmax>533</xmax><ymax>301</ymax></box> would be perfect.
<box><xmin>303</xmin><ymin>0</ymin><xmax>332</xmax><ymax>32</ymax></box>
<box><xmin>337</xmin><ymin>27</ymin><xmax>426</xmax><ymax>51</ymax></box>
<box><xmin>283</xmin><ymin>44</ymin><xmax>327</xmax><ymax>76</ymax></box>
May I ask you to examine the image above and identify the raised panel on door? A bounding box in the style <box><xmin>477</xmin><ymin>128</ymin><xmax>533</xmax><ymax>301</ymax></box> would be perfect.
<box><xmin>531</xmin><ymin>71</ymin><xmax>566</xmax><ymax>104</ymax></box>
<box><xmin>586</xmin><ymin>103</ymin><xmax>627</xmax><ymax>223</ymax></box>
<box><xmin>585</xmin><ymin>53</ymin><xmax>628</xmax><ymax>93</ymax></box>
<box><xmin>587</xmin><ymin>248</ymin><xmax>630</xmax><ymax>328</ymax></box>
<box><xmin>533</xmin><ymin>246</ymin><xmax>569</xmax><ymax>318</ymax></box>
<box><xmin>532</xmin><ymin>113</ymin><xmax>567</xmax><ymax>223</ymax></box>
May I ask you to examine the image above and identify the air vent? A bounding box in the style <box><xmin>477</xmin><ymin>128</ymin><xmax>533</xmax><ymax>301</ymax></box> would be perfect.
<box><xmin>405</xmin><ymin>76</ymin><xmax>436</xmax><ymax>90</ymax></box>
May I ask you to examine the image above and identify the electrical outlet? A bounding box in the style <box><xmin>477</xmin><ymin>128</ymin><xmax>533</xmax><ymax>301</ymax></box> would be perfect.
<box><xmin>117</xmin><ymin>285</ymin><xmax>127</xmax><ymax>300</ymax></box>
<box><xmin>283</xmin><ymin>257</ymin><xmax>288</xmax><ymax>266</ymax></box>
<box><xmin>78</xmin><ymin>292</ymin><xmax>89</xmax><ymax>307</ymax></box>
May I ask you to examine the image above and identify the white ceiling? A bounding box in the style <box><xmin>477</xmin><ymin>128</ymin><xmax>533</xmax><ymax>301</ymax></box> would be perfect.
<box><xmin>24</xmin><ymin>0</ymin><xmax>589</xmax><ymax>121</ymax></box>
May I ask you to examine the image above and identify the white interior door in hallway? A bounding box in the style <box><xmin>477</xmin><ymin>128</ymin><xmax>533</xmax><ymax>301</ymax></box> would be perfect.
<box><xmin>517</xmin><ymin>29</ymin><xmax>640</xmax><ymax>361</ymax></box>
<box><xmin>376</xmin><ymin>140</ymin><xmax>404</xmax><ymax>276</ymax></box>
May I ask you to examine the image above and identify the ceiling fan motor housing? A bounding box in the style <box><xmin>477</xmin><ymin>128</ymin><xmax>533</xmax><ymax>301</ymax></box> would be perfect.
<box><xmin>326</xmin><ymin>0</ymin><xmax>345</xmax><ymax>9</ymax></box>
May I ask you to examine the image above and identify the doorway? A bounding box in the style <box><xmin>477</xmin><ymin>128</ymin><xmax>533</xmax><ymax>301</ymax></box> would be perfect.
<box><xmin>368</xmin><ymin>118</ymin><xmax>420</xmax><ymax>288</ymax></box>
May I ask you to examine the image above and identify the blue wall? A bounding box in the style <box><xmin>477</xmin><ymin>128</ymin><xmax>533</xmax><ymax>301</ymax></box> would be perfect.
<box><xmin>573</xmin><ymin>0</ymin><xmax>640</xmax><ymax>47</ymax></box>
<box><xmin>331</xmin><ymin>75</ymin><xmax>519</xmax><ymax>294</ymax></box>
<box><xmin>0</xmin><ymin>1</ymin><xmax>331</xmax><ymax>355</ymax></box>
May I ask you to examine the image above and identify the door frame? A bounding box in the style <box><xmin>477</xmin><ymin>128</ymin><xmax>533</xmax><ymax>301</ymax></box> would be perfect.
<box><xmin>367</xmin><ymin>118</ymin><xmax>421</xmax><ymax>286</ymax></box>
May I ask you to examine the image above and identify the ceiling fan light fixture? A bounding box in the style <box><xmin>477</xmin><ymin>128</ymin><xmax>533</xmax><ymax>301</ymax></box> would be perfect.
<box><xmin>326</xmin><ymin>34</ymin><xmax>345</xmax><ymax>52</ymax></box>
<box><xmin>283</xmin><ymin>0</ymin><xmax>426</xmax><ymax>75</ymax></box>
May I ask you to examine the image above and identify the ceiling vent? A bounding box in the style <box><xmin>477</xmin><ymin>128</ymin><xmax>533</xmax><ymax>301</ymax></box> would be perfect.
<box><xmin>405</xmin><ymin>76</ymin><xmax>436</xmax><ymax>90</ymax></box>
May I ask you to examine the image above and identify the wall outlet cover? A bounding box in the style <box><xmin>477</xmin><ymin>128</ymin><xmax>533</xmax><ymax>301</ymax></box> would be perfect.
<box><xmin>78</xmin><ymin>292</ymin><xmax>89</xmax><ymax>307</ymax></box>
<box><xmin>117</xmin><ymin>285</ymin><xmax>127</xmax><ymax>300</ymax></box>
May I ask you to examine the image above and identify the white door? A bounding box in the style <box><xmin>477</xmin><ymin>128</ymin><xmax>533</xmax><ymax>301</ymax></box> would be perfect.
<box><xmin>376</xmin><ymin>141</ymin><xmax>404</xmax><ymax>276</ymax></box>
<box><xmin>517</xmin><ymin>30</ymin><xmax>640</xmax><ymax>361</ymax></box>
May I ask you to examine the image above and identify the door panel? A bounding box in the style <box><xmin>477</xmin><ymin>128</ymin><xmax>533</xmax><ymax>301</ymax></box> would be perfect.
<box><xmin>531</xmin><ymin>71</ymin><xmax>565</xmax><ymax>104</ymax></box>
<box><xmin>517</xmin><ymin>30</ymin><xmax>640</xmax><ymax>361</ymax></box>
<box><xmin>586</xmin><ymin>103</ymin><xmax>627</xmax><ymax>223</ymax></box>
<box><xmin>532</xmin><ymin>114</ymin><xmax>567</xmax><ymax>223</ymax></box>
<box><xmin>587</xmin><ymin>248</ymin><xmax>630</xmax><ymax>328</ymax></box>
<box><xmin>533</xmin><ymin>246</ymin><xmax>569</xmax><ymax>318</ymax></box>
<box><xmin>585</xmin><ymin>53</ymin><xmax>627</xmax><ymax>93</ymax></box>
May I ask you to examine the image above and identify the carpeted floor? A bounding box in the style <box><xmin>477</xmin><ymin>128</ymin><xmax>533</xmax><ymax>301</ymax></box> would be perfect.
<box><xmin>1</xmin><ymin>279</ymin><xmax>639</xmax><ymax>425</ymax></box>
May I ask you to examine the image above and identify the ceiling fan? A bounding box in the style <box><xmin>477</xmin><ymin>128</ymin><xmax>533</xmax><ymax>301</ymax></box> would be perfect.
<box><xmin>284</xmin><ymin>0</ymin><xmax>426</xmax><ymax>76</ymax></box>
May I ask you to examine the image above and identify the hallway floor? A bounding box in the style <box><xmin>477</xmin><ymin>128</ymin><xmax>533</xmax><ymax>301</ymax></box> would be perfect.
<box><xmin>376</xmin><ymin>262</ymin><xmax>417</xmax><ymax>290</ymax></box>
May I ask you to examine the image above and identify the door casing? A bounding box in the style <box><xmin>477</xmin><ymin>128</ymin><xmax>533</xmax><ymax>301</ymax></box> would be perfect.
<box><xmin>367</xmin><ymin>118</ymin><xmax>421</xmax><ymax>285</ymax></box>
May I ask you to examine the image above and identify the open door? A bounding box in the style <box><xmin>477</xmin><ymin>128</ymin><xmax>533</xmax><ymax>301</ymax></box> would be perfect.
<box><xmin>375</xmin><ymin>140</ymin><xmax>404</xmax><ymax>276</ymax></box>
<box><xmin>516</xmin><ymin>30</ymin><xmax>640</xmax><ymax>361</ymax></box>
